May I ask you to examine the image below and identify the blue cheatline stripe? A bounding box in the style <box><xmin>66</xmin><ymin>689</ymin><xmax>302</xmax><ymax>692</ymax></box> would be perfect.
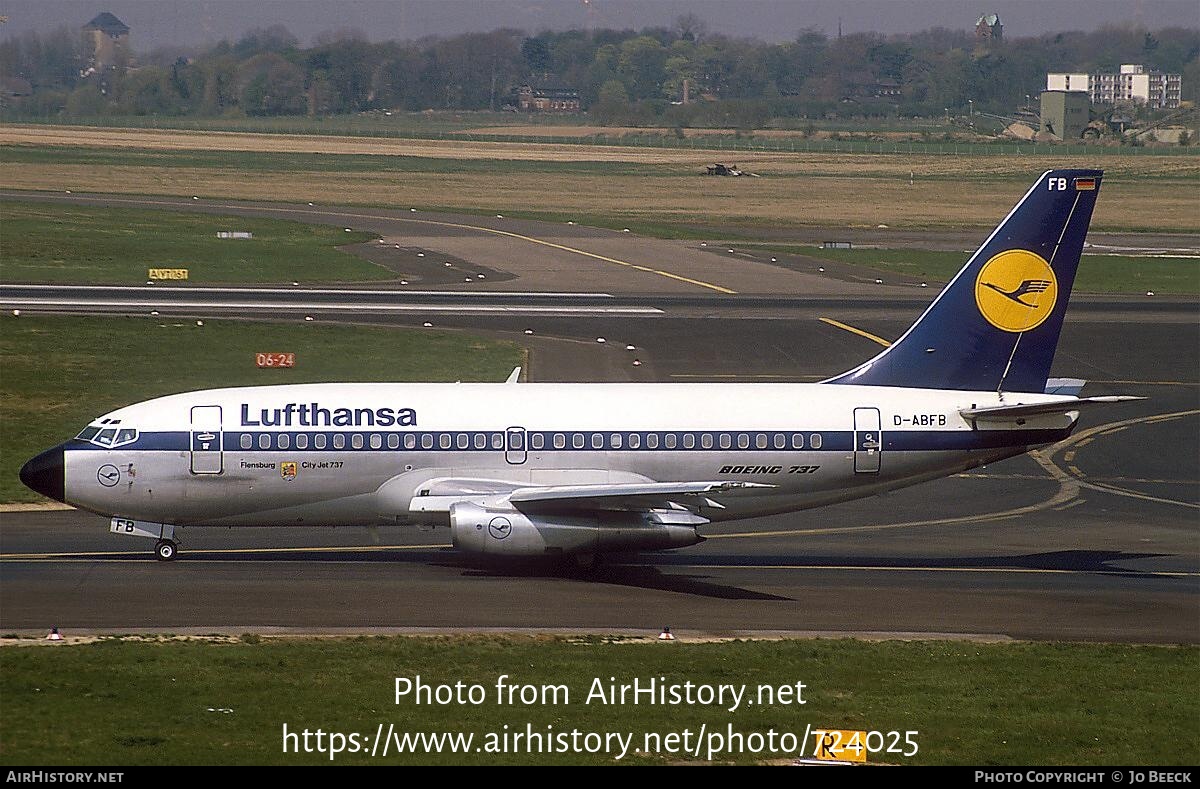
<box><xmin>66</xmin><ymin>426</ymin><xmax>1072</xmax><ymax>454</ymax></box>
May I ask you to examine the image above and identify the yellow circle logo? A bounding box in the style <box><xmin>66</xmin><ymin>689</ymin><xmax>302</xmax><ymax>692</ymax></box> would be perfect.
<box><xmin>974</xmin><ymin>250</ymin><xmax>1058</xmax><ymax>333</ymax></box>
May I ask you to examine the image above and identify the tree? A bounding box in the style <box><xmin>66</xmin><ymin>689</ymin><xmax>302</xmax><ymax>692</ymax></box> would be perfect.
<box><xmin>618</xmin><ymin>36</ymin><xmax>668</xmax><ymax>100</ymax></box>
<box><xmin>119</xmin><ymin>67</ymin><xmax>185</xmax><ymax>115</ymax></box>
<box><xmin>233</xmin><ymin>25</ymin><xmax>299</xmax><ymax>58</ymax></box>
<box><xmin>237</xmin><ymin>53</ymin><xmax>306</xmax><ymax>115</ymax></box>
<box><xmin>675</xmin><ymin>13</ymin><xmax>708</xmax><ymax>43</ymax></box>
<box><xmin>591</xmin><ymin>78</ymin><xmax>629</xmax><ymax>124</ymax></box>
<box><xmin>199</xmin><ymin>56</ymin><xmax>239</xmax><ymax>115</ymax></box>
<box><xmin>65</xmin><ymin>83</ymin><xmax>108</xmax><ymax>116</ymax></box>
<box><xmin>521</xmin><ymin>36</ymin><xmax>551</xmax><ymax>73</ymax></box>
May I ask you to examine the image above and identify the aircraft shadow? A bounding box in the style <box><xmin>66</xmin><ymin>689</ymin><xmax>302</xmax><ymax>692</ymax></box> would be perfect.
<box><xmin>646</xmin><ymin>549</ymin><xmax>1183</xmax><ymax>579</ymax></box>
<box><xmin>455</xmin><ymin>561</ymin><xmax>794</xmax><ymax>601</ymax></box>
<box><xmin>56</xmin><ymin>548</ymin><xmax>1182</xmax><ymax>593</ymax></box>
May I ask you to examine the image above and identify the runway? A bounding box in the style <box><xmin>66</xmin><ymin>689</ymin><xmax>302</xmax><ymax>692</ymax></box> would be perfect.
<box><xmin>0</xmin><ymin>191</ymin><xmax>1196</xmax><ymax>643</ymax></box>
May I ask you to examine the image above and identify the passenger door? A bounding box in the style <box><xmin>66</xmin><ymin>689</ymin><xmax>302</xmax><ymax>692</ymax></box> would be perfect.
<box><xmin>190</xmin><ymin>405</ymin><xmax>224</xmax><ymax>474</ymax></box>
<box><xmin>853</xmin><ymin>407</ymin><xmax>881</xmax><ymax>474</ymax></box>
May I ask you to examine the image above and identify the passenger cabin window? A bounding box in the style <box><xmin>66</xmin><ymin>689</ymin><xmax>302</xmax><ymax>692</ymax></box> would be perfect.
<box><xmin>791</xmin><ymin>433</ymin><xmax>804</xmax><ymax>449</ymax></box>
<box><xmin>810</xmin><ymin>433</ymin><xmax>822</xmax><ymax>449</ymax></box>
<box><xmin>756</xmin><ymin>434</ymin><xmax>768</xmax><ymax>449</ymax></box>
<box><xmin>439</xmin><ymin>434</ymin><xmax>451</xmax><ymax>450</ymax></box>
<box><xmin>719</xmin><ymin>434</ymin><xmax>731</xmax><ymax>449</ymax></box>
<box><xmin>531</xmin><ymin>434</ymin><xmax>545</xmax><ymax>450</ymax></box>
<box><xmin>475</xmin><ymin>433</ymin><xmax>487</xmax><ymax>450</ymax></box>
<box><xmin>258</xmin><ymin>434</ymin><xmax>271</xmax><ymax>450</ymax></box>
<box><xmin>774</xmin><ymin>433</ymin><xmax>786</xmax><ymax>449</ymax></box>
<box><xmin>278</xmin><ymin>434</ymin><xmax>290</xmax><ymax>450</ymax></box>
<box><xmin>240</xmin><ymin>434</ymin><xmax>253</xmax><ymax>449</ymax></box>
<box><xmin>647</xmin><ymin>434</ymin><xmax>659</xmax><ymax>449</ymax></box>
<box><xmin>387</xmin><ymin>434</ymin><xmax>399</xmax><ymax>449</ymax></box>
<box><xmin>553</xmin><ymin>433</ymin><xmax>566</xmax><ymax>449</ymax></box>
<box><xmin>333</xmin><ymin>434</ymin><xmax>346</xmax><ymax>449</ymax></box>
<box><xmin>421</xmin><ymin>434</ymin><xmax>433</xmax><ymax>449</ymax></box>
<box><xmin>370</xmin><ymin>434</ymin><xmax>382</xmax><ymax>450</ymax></box>
<box><xmin>456</xmin><ymin>434</ymin><xmax>469</xmax><ymax>450</ymax></box>
<box><xmin>591</xmin><ymin>433</ymin><xmax>603</xmax><ymax>450</ymax></box>
<box><xmin>628</xmin><ymin>433</ymin><xmax>641</xmax><ymax>449</ymax></box>
<box><xmin>315</xmin><ymin>434</ymin><xmax>327</xmax><ymax>449</ymax></box>
<box><xmin>491</xmin><ymin>433</ymin><xmax>504</xmax><ymax>450</ymax></box>
<box><xmin>572</xmin><ymin>434</ymin><xmax>585</xmax><ymax>449</ymax></box>
<box><xmin>352</xmin><ymin>434</ymin><xmax>364</xmax><ymax>450</ymax></box>
<box><xmin>404</xmin><ymin>434</ymin><xmax>416</xmax><ymax>449</ymax></box>
<box><xmin>297</xmin><ymin>434</ymin><xmax>309</xmax><ymax>450</ymax></box>
<box><xmin>737</xmin><ymin>434</ymin><xmax>750</xmax><ymax>449</ymax></box>
<box><xmin>665</xmin><ymin>434</ymin><xmax>677</xmax><ymax>449</ymax></box>
<box><xmin>683</xmin><ymin>434</ymin><xmax>695</xmax><ymax>449</ymax></box>
<box><xmin>611</xmin><ymin>433</ymin><xmax>622</xmax><ymax>449</ymax></box>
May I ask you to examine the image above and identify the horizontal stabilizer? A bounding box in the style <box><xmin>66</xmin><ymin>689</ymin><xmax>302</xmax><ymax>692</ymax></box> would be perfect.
<box><xmin>1044</xmin><ymin>378</ymin><xmax>1087</xmax><ymax>396</ymax></box>
<box><xmin>961</xmin><ymin>396</ymin><xmax>1144</xmax><ymax>422</ymax></box>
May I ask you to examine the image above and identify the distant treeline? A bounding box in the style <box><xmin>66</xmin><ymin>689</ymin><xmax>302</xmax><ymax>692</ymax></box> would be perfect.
<box><xmin>2</xmin><ymin>19</ymin><xmax>1197</xmax><ymax>125</ymax></box>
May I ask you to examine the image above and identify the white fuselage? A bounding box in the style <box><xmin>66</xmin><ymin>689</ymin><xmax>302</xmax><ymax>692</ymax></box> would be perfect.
<box><xmin>62</xmin><ymin>381</ymin><xmax>1076</xmax><ymax>529</ymax></box>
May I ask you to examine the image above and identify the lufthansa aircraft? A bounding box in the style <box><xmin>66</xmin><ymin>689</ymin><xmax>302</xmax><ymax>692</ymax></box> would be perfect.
<box><xmin>20</xmin><ymin>169</ymin><xmax>1138</xmax><ymax>562</ymax></box>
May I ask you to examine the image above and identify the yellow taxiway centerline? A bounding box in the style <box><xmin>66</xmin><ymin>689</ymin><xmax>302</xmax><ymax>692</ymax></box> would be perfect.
<box><xmin>818</xmin><ymin>317</ymin><xmax>891</xmax><ymax>347</ymax></box>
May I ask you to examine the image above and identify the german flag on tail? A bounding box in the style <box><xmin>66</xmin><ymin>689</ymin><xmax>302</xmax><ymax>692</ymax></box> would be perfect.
<box><xmin>1074</xmin><ymin>177</ymin><xmax>1097</xmax><ymax>191</ymax></box>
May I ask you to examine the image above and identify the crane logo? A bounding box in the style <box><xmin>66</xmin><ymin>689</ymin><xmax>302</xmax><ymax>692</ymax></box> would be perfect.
<box><xmin>488</xmin><ymin>517</ymin><xmax>513</xmax><ymax>540</ymax></box>
<box><xmin>974</xmin><ymin>250</ymin><xmax>1058</xmax><ymax>332</ymax></box>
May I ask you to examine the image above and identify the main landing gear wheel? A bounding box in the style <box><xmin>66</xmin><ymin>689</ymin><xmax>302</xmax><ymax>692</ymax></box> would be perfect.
<box><xmin>154</xmin><ymin>539</ymin><xmax>178</xmax><ymax>562</ymax></box>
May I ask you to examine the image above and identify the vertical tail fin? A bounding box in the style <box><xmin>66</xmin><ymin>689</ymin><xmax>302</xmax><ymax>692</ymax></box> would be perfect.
<box><xmin>826</xmin><ymin>169</ymin><xmax>1103</xmax><ymax>393</ymax></box>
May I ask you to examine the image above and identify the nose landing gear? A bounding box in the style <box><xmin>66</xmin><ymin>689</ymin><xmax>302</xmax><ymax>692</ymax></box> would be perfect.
<box><xmin>110</xmin><ymin>517</ymin><xmax>181</xmax><ymax>561</ymax></box>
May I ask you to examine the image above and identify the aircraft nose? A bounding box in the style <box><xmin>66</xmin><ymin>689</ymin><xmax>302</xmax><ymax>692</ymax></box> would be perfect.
<box><xmin>19</xmin><ymin>445</ymin><xmax>65</xmax><ymax>503</ymax></box>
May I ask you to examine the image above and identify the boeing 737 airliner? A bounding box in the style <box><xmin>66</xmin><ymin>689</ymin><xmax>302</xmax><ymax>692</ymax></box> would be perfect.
<box><xmin>20</xmin><ymin>169</ymin><xmax>1138</xmax><ymax>562</ymax></box>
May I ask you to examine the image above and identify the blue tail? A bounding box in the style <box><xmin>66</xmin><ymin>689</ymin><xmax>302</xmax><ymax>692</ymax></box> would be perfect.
<box><xmin>826</xmin><ymin>169</ymin><xmax>1103</xmax><ymax>393</ymax></box>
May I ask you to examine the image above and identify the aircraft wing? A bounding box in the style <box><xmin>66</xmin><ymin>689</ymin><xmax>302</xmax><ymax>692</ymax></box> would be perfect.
<box><xmin>403</xmin><ymin>477</ymin><xmax>771</xmax><ymax>519</ymax></box>
<box><xmin>508</xmin><ymin>480</ymin><xmax>771</xmax><ymax>513</ymax></box>
<box><xmin>960</xmin><ymin>395</ymin><xmax>1144</xmax><ymax>422</ymax></box>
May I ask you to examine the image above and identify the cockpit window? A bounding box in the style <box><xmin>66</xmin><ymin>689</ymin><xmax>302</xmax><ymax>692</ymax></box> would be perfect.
<box><xmin>77</xmin><ymin>424</ymin><xmax>138</xmax><ymax>448</ymax></box>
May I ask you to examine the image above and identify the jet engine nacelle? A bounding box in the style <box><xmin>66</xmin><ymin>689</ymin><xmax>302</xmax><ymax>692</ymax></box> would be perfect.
<box><xmin>448</xmin><ymin>502</ymin><xmax>703</xmax><ymax>557</ymax></box>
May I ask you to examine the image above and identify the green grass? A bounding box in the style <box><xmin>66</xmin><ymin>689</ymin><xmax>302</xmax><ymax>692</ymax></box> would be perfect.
<box><xmin>0</xmin><ymin>315</ymin><xmax>523</xmax><ymax>502</ymax></box>
<box><xmin>8</xmin><ymin>114</ymin><xmax>1199</xmax><ymax>157</ymax></box>
<box><xmin>0</xmin><ymin>636</ymin><xmax>1195</xmax><ymax>765</ymax></box>
<box><xmin>0</xmin><ymin>144</ymin><xmax>682</xmax><ymax>177</ymax></box>
<box><xmin>4</xmin><ymin>111</ymin><xmax>553</xmax><ymax>136</ymax></box>
<box><xmin>749</xmin><ymin>245</ymin><xmax>1200</xmax><ymax>295</ymax></box>
<box><xmin>0</xmin><ymin>201</ymin><xmax>390</xmax><ymax>284</ymax></box>
<box><xmin>6</xmin><ymin>143</ymin><xmax>1197</xmax><ymax>182</ymax></box>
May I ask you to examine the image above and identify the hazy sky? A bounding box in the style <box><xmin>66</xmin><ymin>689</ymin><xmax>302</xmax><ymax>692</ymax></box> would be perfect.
<box><xmin>2</xmin><ymin>0</ymin><xmax>1197</xmax><ymax>49</ymax></box>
